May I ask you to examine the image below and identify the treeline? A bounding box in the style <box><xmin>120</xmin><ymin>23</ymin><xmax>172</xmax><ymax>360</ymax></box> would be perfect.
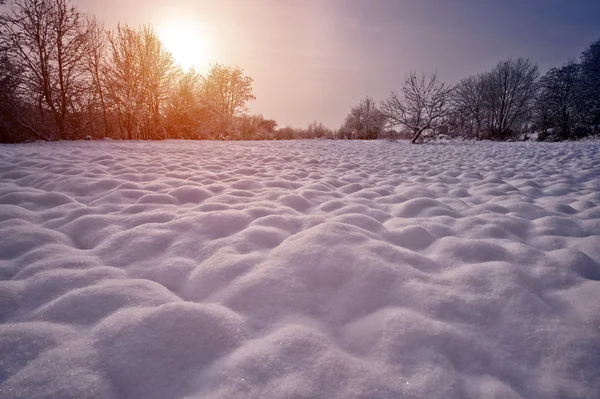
<box><xmin>1</xmin><ymin>0</ymin><xmax>599</xmax><ymax>143</ymax></box>
<box><xmin>342</xmin><ymin>41</ymin><xmax>600</xmax><ymax>143</ymax></box>
<box><xmin>0</xmin><ymin>0</ymin><xmax>263</xmax><ymax>143</ymax></box>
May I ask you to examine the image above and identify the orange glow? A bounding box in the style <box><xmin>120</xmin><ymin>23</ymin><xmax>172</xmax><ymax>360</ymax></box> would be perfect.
<box><xmin>157</xmin><ymin>19</ymin><xmax>211</xmax><ymax>71</ymax></box>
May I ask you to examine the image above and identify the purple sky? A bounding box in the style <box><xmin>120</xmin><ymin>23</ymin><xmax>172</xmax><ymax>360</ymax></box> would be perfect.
<box><xmin>74</xmin><ymin>0</ymin><xmax>600</xmax><ymax>129</ymax></box>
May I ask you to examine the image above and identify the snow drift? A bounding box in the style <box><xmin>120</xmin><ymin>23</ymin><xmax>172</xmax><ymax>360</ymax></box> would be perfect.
<box><xmin>0</xmin><ymin>140</ymin><xmax>599</xmax><ymax>398</ymax></box>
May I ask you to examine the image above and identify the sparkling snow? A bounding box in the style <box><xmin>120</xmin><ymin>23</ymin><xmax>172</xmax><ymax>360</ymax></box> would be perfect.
<box><xmin>0</xmin><ymin>140</ymin><xmax>599</xmax><ymax>399</ymax></box>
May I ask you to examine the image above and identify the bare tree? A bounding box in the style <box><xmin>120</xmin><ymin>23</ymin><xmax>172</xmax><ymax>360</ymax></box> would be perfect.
<box><xmin>341</xmin><ymin>96</ymin><xmax>387</xmax><ymax>139</ymax></box>
<box><xmin>202</xmin><ymin>63</ymin><xmax>255</xmax><ymax>137</ymax></box>
<box><xmin>137</xmin><ymin>25</ymin><xmax>177</xmax><ymax>139</ymax></box>
<box><xmin>381</xmin><ymin>72</ymin><xmax>452</xmax><ymax>143</ymax></box>
<box><xmin>484</xmin><ymin>58</ymin><xmax>538</xmax><ymax>140</ymax></box>
<box><xmin>536</xmin><ymin>61</ymin><xmax>580</xmax><ymax>140</ymax></box>
<box><xmin>233</xmin><ymin>114</ymin><xmax>278</xmax><ymax>140</ymax></box>
<box><xmin>83</xmin><ymin>16</ymin><xmax>110</xmax><ymax>138</ymax></box>
<box><xmin>448</xmin><ymin>58</ymin><xmax>539</xmax><ymax>141</ymax></box>
<box><xmin>0</xmin><ymin>48</ymin><xmax>25</xmax><ymax>140</ymax></box>
<box><xmin>579</xmin><ymin>38</ymin><xmax>600</xmax><ymax>131</ymax></box>
<box><xmin>305</xmin><ymin>121</ymin><xmax>332</xmax><ymax>139</ymax></box>
<box><xmin>452</xmin><ymin>74</ymin><xmax>487</xmax><ymax>139</ymax></box>
<box><xmin>0</xmin><ymin>0</ymin><xmax>89</xmax><ymax>139</ymax></box>
<box><xmin>105</xmin><ymin>24</ymin><xmax>143</xmax><ymax>139</ymax></box>
<box><xmin>105</xmin><ymin>25</ymin><xmax>176</xmax><ymax>140</ymax></box>
<box><xmin>276</xmin><ymin>126</ymin><xmax>297</xmax><ymax>140</ymax></box>
<box><xmin>165</xmin><ymin>69</ymin><xmax>211</xmax><ymax>139</ymax></box>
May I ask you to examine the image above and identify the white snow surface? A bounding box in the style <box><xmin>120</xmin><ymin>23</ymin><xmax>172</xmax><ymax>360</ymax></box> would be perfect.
<box><xmin>0</xmin><ymin>140</ymin><xmax>599</xmax><ymax>399</ymax></box>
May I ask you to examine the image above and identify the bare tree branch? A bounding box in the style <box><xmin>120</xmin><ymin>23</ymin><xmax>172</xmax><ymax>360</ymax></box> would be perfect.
<box><xmin>381</xmin><ymin>71</ymin><xmax>452</xmax><ymax>143</ymax></box>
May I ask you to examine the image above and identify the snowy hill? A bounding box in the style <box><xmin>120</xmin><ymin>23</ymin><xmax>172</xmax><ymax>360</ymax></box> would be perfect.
<box><xmin>0</xmin><ymin>140</ymin><xmax>599</xmax><ymax>399</ymax></box>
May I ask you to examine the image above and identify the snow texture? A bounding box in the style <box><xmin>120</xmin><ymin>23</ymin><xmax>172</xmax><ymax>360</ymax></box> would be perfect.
<box><xmin>0</xmin><ymin>140</ymin><xmax>599</xmax><ymax>399</ymax></box>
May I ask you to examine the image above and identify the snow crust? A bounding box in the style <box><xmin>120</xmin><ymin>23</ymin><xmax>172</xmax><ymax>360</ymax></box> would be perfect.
<box><xmin>1</xmin><ymin>140</ymin><xmax>599</xmax><ymax>398</ymax></box>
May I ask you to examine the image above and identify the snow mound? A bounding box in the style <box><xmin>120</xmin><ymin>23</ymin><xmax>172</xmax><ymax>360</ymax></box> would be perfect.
<box><xmin>1</xmin><ymin>140</ymin><xmax>599</xmax><ymax>398</ymax></box>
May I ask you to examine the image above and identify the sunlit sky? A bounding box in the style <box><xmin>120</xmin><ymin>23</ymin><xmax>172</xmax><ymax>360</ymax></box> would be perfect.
<box><xmin>74</xmin><ymin>0</ymin><xmax>600</xmax><ymax>129</ymax></box>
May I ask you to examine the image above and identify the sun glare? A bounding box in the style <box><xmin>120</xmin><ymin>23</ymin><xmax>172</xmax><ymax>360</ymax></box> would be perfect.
<box><xmin>158</xmin><ymin>20</ymin><xmax>211</xmax><ymax>71</ymax></box>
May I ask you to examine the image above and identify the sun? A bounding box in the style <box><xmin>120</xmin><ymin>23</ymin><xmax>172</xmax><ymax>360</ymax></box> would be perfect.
<box><xmin>158</xmin><ymin>20</ymin><xmax>211</xmax><ymax>71</ymax></box>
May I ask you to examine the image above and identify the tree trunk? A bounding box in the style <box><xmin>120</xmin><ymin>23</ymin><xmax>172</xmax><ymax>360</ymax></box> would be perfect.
<box><xmin>411</xmin><ymin>124</ymin><xmax>430</xmax><ymax>144</ymax></box>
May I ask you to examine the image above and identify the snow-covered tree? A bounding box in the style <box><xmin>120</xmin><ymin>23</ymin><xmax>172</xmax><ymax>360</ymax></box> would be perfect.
<box><xmin>449</xmin><ymin>58</ymin><xmax>539</xmax><ymax>141</ymax></box>
<box><xmin>305</xmin><ymin>121</ymin><xmax>332</xmax><ymax>139</ymax></box>
<box><xmin>232</xmin><ymin>114</ymin><xmax>278</xmax><ymax>140</ymax></box>
<box><xmin>578</xmin><ymin>38</ymin><xmax>600</xmax><ymax>132</ymax></box>
<box><xmin>452</xmin><ymin>74</ymin><xmax>487</xmax><ymax>140</ymax></box>
<box><xmin>381</xmin><ymin>72</ymin><xmax>452</xmax><ymax>143</ymax></box>
<box><xmin>483</xmin><ymin>58</ymin><xmax>538</xmax><ymax>140</ymax></box>
<box><xmin>536</xmin><ymin>61</ymin><xmax>580</xmax><ymax>140</ymax></box>
<box><xmin>202</xmin><ymin>63</ymin><xmax>255</xmax><ymax>136</ymax></box>
<box><xmin>105</xmin><ymin>24</ymin><xmax>177</xmax><ymax>140</ymax></box>
<box><xmin>82</xmin><ymin>16</ymin><xmax>110</xmax><ymax>139</ymax></box>
<box><xmin>0</xmin><ymin>0</ymin><xmax>90</xmax><ymax>139</ymax></box>
<box><xmin>164</xmin><ymin>69</ymin><xmax>211</xmax><ymax>139</ymax></box>
<box><xmin>341</xmin><ymin>96</ymin><xmax>386</xmax><ymax>140</ymax></box>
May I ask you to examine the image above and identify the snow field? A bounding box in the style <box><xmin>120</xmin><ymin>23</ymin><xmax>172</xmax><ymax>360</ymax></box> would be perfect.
<box><xmin>0</xmin><ymin>140</ymin><xmax>599</xmax><ymax>398</ymax></box>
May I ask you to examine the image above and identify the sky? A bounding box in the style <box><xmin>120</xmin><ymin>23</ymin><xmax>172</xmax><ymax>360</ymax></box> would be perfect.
<box><xmin>73</xmin><ymin>0</ymin><xmax>600</xmax><ymax>129</ymax></box>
